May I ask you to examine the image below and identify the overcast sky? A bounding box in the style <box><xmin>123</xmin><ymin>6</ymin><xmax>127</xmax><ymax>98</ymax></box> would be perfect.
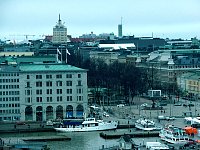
<box><xmin>1</xmin><ymin>0</ymin><xmax>200</xmax><ymax>41</ymax></box>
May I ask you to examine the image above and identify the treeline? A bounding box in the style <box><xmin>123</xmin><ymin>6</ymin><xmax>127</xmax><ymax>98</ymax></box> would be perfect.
<box><xmin>74</xmin><ymin>57</ymin><xmax>149</xmax><ymax>105</ymax></box>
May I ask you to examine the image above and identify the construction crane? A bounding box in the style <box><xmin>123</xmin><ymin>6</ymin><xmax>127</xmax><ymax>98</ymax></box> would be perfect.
<box><xmin>9</xmin><ymin>34</ymin><xmax>35</xmax><ymax>40</ymax></box>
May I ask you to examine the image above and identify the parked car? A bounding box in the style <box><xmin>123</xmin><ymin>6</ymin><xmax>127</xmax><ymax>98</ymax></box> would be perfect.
<box><xmin>141</xmin><ymin>103</ymin><xmax>148</xmax><ymax>107</ymax></box>
<box><xmin>183</xmin><ymin>104</ymin><xmax>188</xmax><ymax>107</ymax></box>
<box><xmin>158</xmin><ymin>115</ymin><xmax>165</xmax><ymax>120</ymax></box>
<box><xmin>188</xmin><ymin>103</ymin><xmax>194</xmax><ymax>107</ymax></box>
<box><xmin>117</xmin><ymin>104</ymin><xmax>125</xmax><ymax>107</ymax></box>
<box><xmin>103</xmin><ymin>113</ymin><xmax>109</xmax><ymax>117</ymax></box>
<box><xmin>174</xmin><ymin>103</ymin><xmax>182</xmax><ymax>106</ymax></box>
<box><xmin>46</xmin><ymin>120</ymin><xmax>54</xmax><ymax>126</ymax></box>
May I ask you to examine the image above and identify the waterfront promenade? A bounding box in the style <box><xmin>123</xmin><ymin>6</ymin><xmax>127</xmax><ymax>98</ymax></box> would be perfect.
<box><xmin>0</xmin><ymin>96</ymin><xmax>199</xmax><ymax>134</ymax></box>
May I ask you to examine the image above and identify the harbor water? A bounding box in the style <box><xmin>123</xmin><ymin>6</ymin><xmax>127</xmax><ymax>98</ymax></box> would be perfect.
<box><xmin>0</xmin><ymin>131</ymin><xmax>119</xmax><ymax>150</ymax></box>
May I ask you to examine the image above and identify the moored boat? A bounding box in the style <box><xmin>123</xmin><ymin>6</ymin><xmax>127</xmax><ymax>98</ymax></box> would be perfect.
<box><xmin>135</xmin><ymin>118</ymin><xmax>160</xmax><ymax>131</ymax></box>
<box><xmin>159</xmin><ymin>125</ymin><xmax>190</xmax><ymax>144</ymax></box>
<box><xmin>54</xmin><ymin>118</ymin><xmax>118</xmax><ymax>132</ymax></box>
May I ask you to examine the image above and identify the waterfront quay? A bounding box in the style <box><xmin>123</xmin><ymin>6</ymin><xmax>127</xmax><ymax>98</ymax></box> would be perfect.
<box><xmin>0</xmin><ymin>96</ymin><xmax>200</xmax><ymax>149</ymax></box>
<box><xmin>0</xmin><ymin>96</ymin><xmax>199</xmax><ymax>134</ymax></box>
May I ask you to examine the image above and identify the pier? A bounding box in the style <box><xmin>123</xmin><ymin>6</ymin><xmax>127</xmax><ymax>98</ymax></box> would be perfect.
<box><xmin>100</xmin><ymin>129</ymin><xmax>159</xmax><ymax>139</ymax></box>
<box><xmin>22</xmin><ymin>135</ymin><xmax>71</xmax><ymax>142</ymax></box>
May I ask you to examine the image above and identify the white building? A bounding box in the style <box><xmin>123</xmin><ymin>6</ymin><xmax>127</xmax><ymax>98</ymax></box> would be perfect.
<box><xmin>52</xmin><ymin>14</ymin><xmax>68</xmax><ymax>44</ymax></box>
<box><xmin>0</xmin><ymin>63</ymin><xmax>88</xmax><ymax>121</ymax></box>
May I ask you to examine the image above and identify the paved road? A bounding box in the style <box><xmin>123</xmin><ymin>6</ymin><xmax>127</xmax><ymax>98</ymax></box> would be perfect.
<box><xmin>102</xmin><ymin>96</ymin><xmax>200</xmax><ymax>127</ymax></box>
<box><xmin>0</xmin><ymin>96</ymin><xmax>199</xmax><ymax>132</ymax></box>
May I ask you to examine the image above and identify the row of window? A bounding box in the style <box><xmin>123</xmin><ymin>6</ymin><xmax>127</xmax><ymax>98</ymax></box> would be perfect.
<box><xmin>0</xmin><ymin>91</ymin><xmax>20</xmax><ymax>96</ymax></box>
<box><xmin>0</xmin><ymin>97</ymin><xmax>20</xmax><ymax>102</ymax></box>
<box><xmin>33</xmin><ymin>81</ymin><xmax>81</xmax><ymax>87</ymax></box>
<box><xmin>27</xmin><ymin>74</ymin><xmax>81</xmax><ymax>80</ymax></box>
<box><xmin>0</xmin><ymin>109</ymin><xmax>20</xmax><ymax>114</ymax></box>
<box><xmin>0</xmin><ymin>79</ymin><xmax>19</xmax><ymax>83</ymax></box>
<box><xmin>0</xmin><ymin>85</ymin><xmax>19</xmax><ymax>89</ymax></box>
<box><xmin>169</xmin><ymin>65</ymin><xmax>200</xmax><ymax>70</ymax></box>
<box><xmin>25</xmin><ymin>88</ymin><xmax>78</xmax><ymax>95</ymax></box>
<box><xmin>26</xmin><ymin>96</ymin><xmax>74</xmax><ymax>103</ymax></box>
<box><xmin>0</xmin><ymin>73</ymin><xmax>19</xmax><ymax>77</ymax></box>
<box><xmin>0</xmin><ymin>103</ymin><xmax>20</xmax><ymax>108</ymax></box>
<box><xmin>25</xmin><ymin>96</ymin><xmax>82</xmax><ymax>103</ymax></box>
<box><xmin>188</xmin><ymin>81</ymin><xmax>199</xmax><ymax>85</ymax></box>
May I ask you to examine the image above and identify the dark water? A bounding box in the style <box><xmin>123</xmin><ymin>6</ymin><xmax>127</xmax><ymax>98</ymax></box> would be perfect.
<box><xmin>0</xmin><ymin>131</ymin><xmax>118</xmax><ymax>150</ymax></box>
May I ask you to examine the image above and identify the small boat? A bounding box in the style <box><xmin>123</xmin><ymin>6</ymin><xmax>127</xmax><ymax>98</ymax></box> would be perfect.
<box><xmin>135</xmin><ymin>118</ymin><xmax>160</xmax><ymax>131</ymax></box>
<box><xmin>54</xmin><ymin>118</ymin><xmax>118</xmax><ymax>132</ymax></box>
<box><xmin>159</xmin><ymin>125</ymin><xmax>190</xmax><ymax>144</ymax></box>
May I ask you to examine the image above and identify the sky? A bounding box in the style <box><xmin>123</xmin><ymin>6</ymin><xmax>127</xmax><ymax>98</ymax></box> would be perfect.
<box><xmin>0</xmin><ymin>0</ymin><xmax>200</xmax><ymax>41</ymax></box>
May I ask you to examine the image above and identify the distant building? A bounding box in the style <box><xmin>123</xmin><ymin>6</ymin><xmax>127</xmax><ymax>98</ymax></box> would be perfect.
<box><xmin>90</xmin><ymin>51</ymin><xmax>119</xmax><ymax>65</ymax></box>
<box><xmin>118</xmin><ymin>24</ymin><xmax>122</xmax><ymax>38</ymax></box>
<box><xmin>79</xmin><ymin>32</ymin><xmax>97</xmax><ymax>39</ymax></box>
<box><xmin>177</xmin><ymin>72</ymin><xmax>200</xmax><ymax>98</ymax></box>
<box><xmin>52</xmin><ymin>14</ymin><xmax>68</xmax><ymax>44</ymax></box>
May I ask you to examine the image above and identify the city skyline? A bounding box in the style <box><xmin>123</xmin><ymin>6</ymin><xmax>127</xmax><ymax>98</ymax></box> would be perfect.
<box><xmin>1</xmin><ymin>0</ymin><xmax>200</xmax><ymax>41</ymax></box>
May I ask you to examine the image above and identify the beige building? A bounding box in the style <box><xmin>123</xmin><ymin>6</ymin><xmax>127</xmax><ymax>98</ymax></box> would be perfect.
<box><xmin>52</xmin><ymin>14</ymin><xmax>68</xmax><ymax>44</ymax></box>
<box><xmin>177</xmin><ymin>72</ymin><xmax>200</xmax><ymax>98</ymax></box>
<box><xmin>0</xmin><ymin>61</ymin><xmax>88</xmax><ymax>121</ymax></box>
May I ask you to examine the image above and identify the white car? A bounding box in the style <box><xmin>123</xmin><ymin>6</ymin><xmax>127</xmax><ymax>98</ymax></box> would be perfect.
<box><xmin>141</xmin><ymin>103</ymin><xmax>148</xmax><ymax>107</ymax></box>
<box><xmin>103</xmin><ymin>113</ymin><xmax>109</xmax><ymax>117</ymax></box>
<box><xmin>46</xmin><ymin>120</ymin><xmax>54</xmax><ymax>126</ymax></box>
<box><xmin>117</xmin><ymin>104</ymin><xmax>125</xmax><ymax>107</ymax></box>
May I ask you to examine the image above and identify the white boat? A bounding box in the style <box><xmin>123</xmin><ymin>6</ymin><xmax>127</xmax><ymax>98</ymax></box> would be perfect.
<box><xmin>146</xmin><ymin>142</ymin><xmax>169</xmax><ymax>150</ymax></box>
<box><xmin>159</xmin><ymin>125</ymin><xmax>190</xmax><ymax>144</ymax></box>
<box><xmin>135</xmin><ymin>118</ymin><xmax>160</xmax><ymax>131</ymax></box>
<box><xmin>54</xmin><ymin>118</ymin><xmax>118</xmax><ymax>132</ymax></box>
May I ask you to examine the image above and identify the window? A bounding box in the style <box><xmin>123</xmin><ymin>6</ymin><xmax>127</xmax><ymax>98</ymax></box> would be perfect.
<box><xmin>77</xmin><ymin>96</ymin><xmax>82</xmax><ymax>101</ymax></box>
<box><xmin>57</xmin><ymin>96</ymin><xmax>62</xmax><ymax>102</ymax></box>
<box><xmin>46</xmin><ymin>89</ymin><xmax>52</xmax><ymax>94</ymax></box>
<box><xmin>36</xmin><ymin>82</ymin><xmax>42</xmax><ymax>87</ymax></box>
<box><xmin>36</xmin><ymin>97</ymin><xmax>42</xmax><ymax>102</ymax></box>
<box><xmin>66</xmin><ymin>89</ymin><xmax>72</xmax><ymax>94</ymax></box>
<box><xmin>77</xmin><ymin>88</ymin><xmax>82</xmax><ymax>94</ymax></box>
<box><xmin>46</xmin><ymin>81</ymin><xmax>52</xmax><ymax>87</ymax></box>
<box><xmin>67</xmin><ymin>96</ymin><xmax>72</xmax><ymax>101</ymax></box>
<box><xmin>78</xmin><ymin>74</ymin><xmax>81</xmax><ymax>78</ymax></box>
<box><xmin>56</xmin><ymin>81</ymin><xmax>62</xmax><ymax>86</ymax></box>
<box><xmin>27</xmin><ymin>75</ymin><xmax>30</xmax><ymax>79</ymax></box>
<box><xmin>66</xmin><ymin>81</ymin><xmax>72</xmax><ymax>86</ymax></box>
<box><xmin>25</xmin><ymin>97</ymin><xmax>31</xmax><ymax>103</ymax></box>
<box><xmin>26</xmin><ymin>90</ymin><xmax>31</xmax><ymax>95</ymax></box>
<box><xmin>36</xmin><ymin>89</ymin><xmax>42</xmax><ymax>95</ymax></box>
<box><xmin>26</xmin><ymin>82</ymin><xmax>30</xmax><ymax>87</ymax></box>
<box><xmin>46</xmin><ymin>75</ymin><xmax>52</xmax><ymax>79</ymax></box>
<box><xmin>36</xmin><ymin>75</ymin><xmax>42</xmax><ymax>79</ymax></box>
<box><xmin>56</xmin><ymin>74</ymin><xmax>62</xmax><ymax>79</ymax></box>
<box><xmin>47</xmin><ymin>97</ymin><xmax>52</xmax><ymax>102</ymax></box>
<box><xmin>66</xmin><ymin>74</ymin><xmax>72</xmax><ymax>78</ymax></box>
<box><xmin>57</xmin><ymin>89</ymin><xmax>62</xmax><ymax>94</ymax></box>
<box><xmin>77</xmin><ymin>81</ymin><xmax>82</xmax><ymax>86</ymax></box>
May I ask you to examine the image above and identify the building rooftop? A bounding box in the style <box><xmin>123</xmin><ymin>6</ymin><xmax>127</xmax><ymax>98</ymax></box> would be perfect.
<box><xmin>19</xmin><ymin>64</ymin><xmax>86</xmax><ymax>72</ymax></box>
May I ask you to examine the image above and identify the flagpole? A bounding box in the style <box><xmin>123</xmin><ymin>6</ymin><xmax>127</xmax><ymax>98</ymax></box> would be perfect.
<box><xmin>66</xmin><ymin>48</ymin><xmax>68</xmax><ymax>64</ymax></box>
<box><xmin>61</xmin><ymin>48</ymin><xmax>63</xmax><ymax>63</ymax></box>
<box><xmin>66</xmin><ymin>48</ymin><xmax>71</xmax><ymax>64</ymax></box>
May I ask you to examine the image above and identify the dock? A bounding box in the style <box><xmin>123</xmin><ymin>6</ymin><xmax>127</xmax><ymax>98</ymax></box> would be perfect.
<box><xmin>100</xmin><ymin>129</ymin><xmax>159</xmax><ymax>139</ymax></box>
<box><xmin>22</xmin><ymin>135</ymin><xmax>71</xmax><ymax>142</ymax></box>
